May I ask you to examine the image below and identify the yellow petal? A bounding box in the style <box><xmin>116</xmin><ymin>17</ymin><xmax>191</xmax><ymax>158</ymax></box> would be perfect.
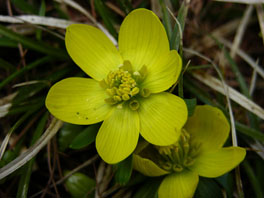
<box><xmin>190</xmin><ymin>147</ymin><xmax>246</xmax><ymax>178</ymax></box>
<box><xmin>133</xmin><ymin>154</ymin><xmax>169</xmax><ymax>177</ymax></box>
<box><xmin>158</xmin><ymin>170</ymin><xmax>199</xmax><ymax>198</ymax></box>
<box><xmin>96</xmin><ymin>105</ymin><xmax>140</xmax><ymax>164</ymax></box>
<box><xmin>45</xmin><ymin>77</ymin><xmax>112</xmax><ymax>125</ymax></box>
<box><xmin>184</xmin><ymin>105</ymin><xmax>230</xmax><ymax>152</ymax></box>
<box><xmin>139</xmin><ymin>92</ymin><xmax>187</xmax><ymax>146</ymax></box>
<box><xmin>65</xmin><ymin>24</ymin><xmax>122</xmax><ymax>81</ymax></box>
<box><xmin>118</xmin><ymin>8</ymin><xmax>170</xmax><ymax>72</ymax></box>
<box><xmin>141</xmin><ymin>50</ymin><xmax>182</xmax><ymax>93</ymax></box>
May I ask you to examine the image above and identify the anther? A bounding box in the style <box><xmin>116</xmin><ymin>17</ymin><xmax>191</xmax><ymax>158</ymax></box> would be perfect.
<box><xmin>162</xmin><ymin>162</ymin><xmax>173</xmax><ymax>171</ymax></box>
<box><xmin>122</xmin><ymin>94</ymin><xmax>130</xmax><ymax>101</ymax></box>
<box><xmin>131</xmin><ymin>87</ymin><xmax>140</xmax><ymax>96</ymax></box>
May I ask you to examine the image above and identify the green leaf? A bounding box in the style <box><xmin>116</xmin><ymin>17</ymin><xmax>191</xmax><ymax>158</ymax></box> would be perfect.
<box><xmin>0</xmin><ymin>150</ymin><xmax>17</xmax><ymax>168</ymax></box>
<box><xmin>116</xmin><ymin>0</ymin><xmax>133</xmax><ymax>14</ymax></box>
<box><xmin>12</xmin><ymin>83</ymin><xmax>48</xmax><ymax>105</ymax></box>
<box><xmin>70</xmin><ymin>124</ymin><xmax>100</xmax><ymax>149</ymax></box>
<box><xmin>94</xmin><ymin>0</ymin><xmax>118</xmax><ymax>39</ymax></box>
<box><xmin>194</xmin><ymin>177</ymin><xmax>223</xmax><ymax>198</ymax></box>
<box><xmin>58</xmin><ymin>123</ymin><xmax>84</xmax><ymax>151</ymax></box>
<box><xmin>216</xmin><ymin>173</ymin><xmax>234</xmax><ymax>198</ymax></box>
<box><xmin>236</xmin><ymin>122</ymin><xmax>264</xmax><ymax>142</ymax></box>
<box><xmin>170</xmin><ymin>1</ymin><xmax>188</xmax><ymax>51</ymax></box>
<box><xmin>11</xmin><ymin>0</ymin><xmax>37</xmax><ymax>14</ymax></box>
<box><xmin>8</xmin><ymin>97</ymin><xmax>45</xmax><ymax>116</ymax></box>
<box><xmin>0</xmin><ymin>58</ymin><xmax>16</xmax><ymax>72</ymax></box>
<box><xmin>132</xmin><ymin>177</ymin><xmax>162</xmax><ymax>198</ymax></box>
<box><xmin>0</xmin><ymin>36</ymin><xmax>18</xmax><ymax>47</ymax></box>
<box><xmin>36</xmin><ymin>0</ymin><xmax>46</xmax><ymax>40</ymax></box>
<box><xmin>160</xmin><ymin>0</ymin><xmax>172</xmax><ymax>39</ymax></box>
<box><xmin>64</xmin><ymin>171</ymin><xmax>96</xmax><ymax>198</ymax></box>
<box><xmin>187</xmin><ymin>64</ymin><xmax>212</xmax><ymax>71</ymax></box>
<box><xmin>184</xmin><ymin>98</ymin><xmax>197</xmax><ymax>117</ymax></box>
<box><xmin>0</xmin><ymin>150</ymin><xmax>17</xmax><ymax>183</ymax></box>
<box><xmin>242</xmin><ymin>160</ymin><xmax>264</xmax><ymax>198</ymax></box>
<box><xmin>114</xmin><ymin>155</ymin><xmax>133</xmax><ymax>185</ymax></box>
<box><xmin>0</xmin><ymin>56</ymin><xmax>52</xmax><ymax>91</ymax></box>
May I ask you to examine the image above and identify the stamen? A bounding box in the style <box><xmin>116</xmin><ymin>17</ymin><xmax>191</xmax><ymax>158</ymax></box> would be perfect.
<box><xmin>155</xmin><ymin>129</ymin><xmax>201</xmax><ymax>173</ymax></box>
<box><xmin>131</xmin><ymin>87</ymin><xmax>140</xmax><ymax>96</ymax></box>
<box><xmin>121</xmin><ymin>60</ymin><xmax>133</xmax><ymax>72</ymax></box>
<box><xmin>102</xmin><ymin>60</ymin><xmax>149</xmax><ymax>107</ymax></box>
<box><xmin>99</xmin><ymin>79</ymin><xmax>107</xmax><ymax>88</ymax></box>
<box><xmin>139</xmin><ymin>65</ymin><xmax>147</xmax><ymax>79</ymax></box>
<box><xmin>161</xmin><ymin>162</ymin><xmax>173</xmax><ymax>171</ymax></box>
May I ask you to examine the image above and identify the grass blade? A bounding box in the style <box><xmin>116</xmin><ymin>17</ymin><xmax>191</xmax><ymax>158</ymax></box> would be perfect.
<box><xmin>16</xmin><ymin>113</ymin><xmax>48</xmax><ymax>198</ymax></box>
<box><xmin>94</xmin><ymin>0</ymin><xmax>118</xmax><ymax>39</ymax></box>
<box><xmin>0</xmin><ymin>56</ymin><xmax>52</xmax><ymax>91</ymax></box>
<box><xmin>159</xmin><ymin>0</ymin><xmax>172</xmax><ymax>39</ymax></box>
<box><xmin>0</xmin><ymin>24</ymin><xmax>68</xmax><ymax>59</ymax></box>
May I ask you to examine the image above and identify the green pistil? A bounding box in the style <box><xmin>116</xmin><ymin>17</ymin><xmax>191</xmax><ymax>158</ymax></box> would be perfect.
<box><xmin>156</xmin><ymin>129</ymin><xmax>201</xmax><ymax>173</ymax></box>
<box><xmin>129</xmin><ymin>99</ymin><xmax>140</xmax><ymax>110</ymax></box>
<box><xmin>140</xmin><ymin>88</ymin><xmax>151</xmax><ymax>98</ymax></box>
<box><xmin>101</xmin><ymin>61</ymin><xmax>150</xmax><ymax>110</ymax></box>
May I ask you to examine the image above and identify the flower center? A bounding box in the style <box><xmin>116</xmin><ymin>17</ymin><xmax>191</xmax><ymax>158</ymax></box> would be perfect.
<box><xmin>155</xmin><ymin>129</ymin><xmax>201</xmax><ymax>173</ymax></box>
<box><xmin>100</xmin><ymin>60</ymin><xmax>149</xmax><ymax>110</ymax></box>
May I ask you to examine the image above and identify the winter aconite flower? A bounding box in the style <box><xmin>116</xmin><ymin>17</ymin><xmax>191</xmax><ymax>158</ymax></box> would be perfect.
<box><xmin>45</xmin><ymin>9</ymin><xmax>187</xmax><ymax>164</ymax></box>
<box><xmin>133</xmin><ymin>105</ymin><xmax>246</xmax><ymax>198</ymax></box>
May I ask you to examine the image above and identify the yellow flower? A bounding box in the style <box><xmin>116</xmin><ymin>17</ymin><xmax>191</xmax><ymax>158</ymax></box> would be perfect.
<box><xmin>133</xmin><ymin>105</ymin><xmax>246</xmax><ymax>198</ymax></box>
<box><xmin>45</xmin><ymin>9</ymin><xmax>187</xmax><ymax>164</ymax></box>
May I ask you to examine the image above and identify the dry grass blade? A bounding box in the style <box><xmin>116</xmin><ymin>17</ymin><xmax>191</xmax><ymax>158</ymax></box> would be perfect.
<box><xmin>256</xmin><ymin>4</ymin><xmax>264</xmax><ymax>45</ymax></box>
<box><xmin>105</xmin><ymin>2</ymin><xmax>125</xmax><ymax>17</ymax></box>
<box><xmin>0</xmin><ymin>118</ymin><xmax>63</xmax><ymax>180</ymax></box>
<box><xmin>247</xmin><ymin>140</ymin><xmax>264</xmax><ymax>160</ymax></box>
<box><xmin>54</xmin><ymin>0</ymin><xmax>96</xmax><ymax>23</ymax></box>
<box><xmin>12</xmin><ymin>80</ymin><xmax>48</xmax><ymax>88</ymax></box>
<box><xmin>0</xmin><ymin>132</ymin><xmax>12</xmax><ymax>160</ymax></box>
<box><xmin>0</xmin><ymin>92</ymin><xmax>17</xmax><ymax>118</ymax></box>
<box><xmin>0</xmin><ymin>103</ymin><xmax>11</xmax><ymax>118</ymax></box>
<box><xmin>183</xmin><ymin>49</ymin><xmax>246</xmax><ymax>195</ymax></box>
<box><xmin>0</xmin><ymin>93</ymin><xmax>17</xmax><ymax>105</ymax></box>
<box><xmin>188</xmin><ymin>19</ymin><xmax>241</xmax><ymax>56</ymax></box>
<box><xmin>193</xmin><ymin>73</ymin><xmax>264</xmax><ymax>120</ymax></box>
<box><xmin>53</xmin><ymin>0</ymin><xmax>117</xmax><ymax>45</ymax></box>
<box><xmin>213</xmin><ymin>0</ymin><xmax>264</xmax><ymax>4</ymax></box>
<box><xmin>0</xmin><ymin>15</ymin><xmax>74</xmax><ymax>28</ymax></box>
<box><xmin>218</xmin><ymin>37</ymin><xmax>264</xmax><ymax>80</ymax></box>
<box><xmin>184</xmin><ymin>48</ymin><xmax>238</xmax><ymax>146</ymax></box>
<box><xmin>231</xmin><ymin>5</ymin><xmax>253</xmax><ymax>58</ymax></box>
<box><xmin>151</xmin><ymin>0</ymin><xmax>162</xmax><ymax>17</ymax></box>
<box><xmin>249</xmin><ymin>63</ymin><xmax>258</xmax><ymax>96</ymax></box>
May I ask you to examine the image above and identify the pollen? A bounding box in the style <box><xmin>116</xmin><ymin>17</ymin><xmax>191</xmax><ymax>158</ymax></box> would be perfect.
<box><xmin>156</xmin><ymin>129</ymin><xmax>201</xmax><ymax>173</ymax></box>
<box><xmin>101</xmin><ymin>60</ymin><xmax>149</xmax><ymax>110</ymax></box>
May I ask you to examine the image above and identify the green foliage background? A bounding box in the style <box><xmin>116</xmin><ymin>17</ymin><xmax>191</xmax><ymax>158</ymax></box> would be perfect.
<box><xmin>0</xmin><ymin>0</ymin><xmax>263</xmax><ymax>197</ymax></box>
